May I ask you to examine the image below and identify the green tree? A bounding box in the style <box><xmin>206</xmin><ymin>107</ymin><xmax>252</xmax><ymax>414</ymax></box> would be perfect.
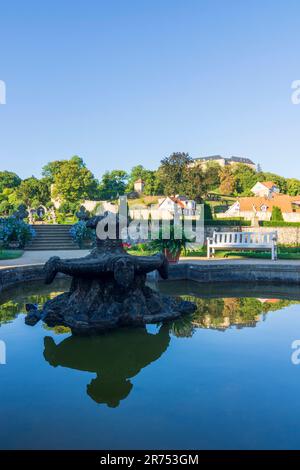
<box><xmin>287</xmin><ymin>178</ymin><xmax>300</xmax><ymax>196</ymax></box>
<box><xmin>204</xmin><ymin>162</ymin><xmax>221</xmax><ymax>191</ymax></box>
<box><xmin>53</xmin><ymin>158</ymin><xmax>98</xmax><ymax>204</ymax></box>
<box><xmin>126</xmin><ymin>166</ymin><xmax>162</xmax><ymax>195</ymax></box>
<box><xmin>183</xmin><ymin>165</ymin><xmax>207</xmax><ymax>202</ymax></box>
<box><xmin>233</xmin><ymin>164</ymin><xmax>258</xmax><ymax>195</ymax></box>
<box><xmin>158</xmin><ymin>152</ymin><xmax>192</xmax><ymax>195</ymax></box>
<box><xmin>16</xmin><ymin>177</ymin><xmax>50</xmax><ymax>207</ymax></box>
<box><xmin>0</xmin><ymin>171</ymin><xmax>21</xmax><ymax>193</ymax></box>
<box><xmin>42</xmin><ymin>156</ymin><xmax>86</xmax><ymax>183</ymax></box>
<box><xmin>271</xmin><ymin>205</ymin><xmax>284</xmax><ymax>222</ymax></box>
<box><xmin>98</xmin><ymin>170</ymin><xmax>128</xmax><ymax>200</ymax></box>
<box><xmin>260</xmin><ymin>172</ymin><xmax>288</xmax><ymax>193</ymax></box>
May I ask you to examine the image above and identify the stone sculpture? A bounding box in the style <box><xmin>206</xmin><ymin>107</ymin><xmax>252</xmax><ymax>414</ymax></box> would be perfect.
<box><xmin>25</xmin><ymin>213</ymin><xmax>196</xmax><ymax>334</ymax></box>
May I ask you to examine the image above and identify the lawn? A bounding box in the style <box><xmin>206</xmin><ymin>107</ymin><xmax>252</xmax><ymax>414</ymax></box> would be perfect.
<box><xmin>0</xmin><ymin>250</ymin><xmax>24</xmax><ymax>260</ymax></box>
<box><xmin>128</xmin><ymin>244</ymin><xmax>300</xmax><ymax>260</ymax></box>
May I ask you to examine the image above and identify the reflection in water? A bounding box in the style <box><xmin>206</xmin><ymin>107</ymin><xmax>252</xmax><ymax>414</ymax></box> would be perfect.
<box><xmin>171</xmin><ymin>297</ymin><xmax>296</xmax><ymax>337</ymax></box>
<box><xmin>1</xmin><ymin>279</ymin><xmax>299</xmax><ymax>409</ymax></box>
<box><xmin>43</xmin><ymin>325</ymin><xmax>170</xmax><ymax>407</ymax></box>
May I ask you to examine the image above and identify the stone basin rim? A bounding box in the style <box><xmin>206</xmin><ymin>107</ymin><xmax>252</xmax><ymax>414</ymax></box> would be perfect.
<box><xmin>1</xmin><ymin>261</ymin><xmax>300</xmax><ymax>294</ymax></box>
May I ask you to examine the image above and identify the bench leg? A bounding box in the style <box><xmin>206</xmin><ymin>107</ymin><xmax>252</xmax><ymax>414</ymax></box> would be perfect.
<box><xmin>271</xmin><ymin>244</ymin><xmax>277</xmax><ymax>261</ymax></box>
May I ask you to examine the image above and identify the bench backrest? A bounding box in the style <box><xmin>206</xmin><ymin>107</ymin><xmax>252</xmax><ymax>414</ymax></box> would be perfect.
<box><xmin>211</xmin><ymin>231</ymin><xmax>277</xmax><ymax>246</ymax></box>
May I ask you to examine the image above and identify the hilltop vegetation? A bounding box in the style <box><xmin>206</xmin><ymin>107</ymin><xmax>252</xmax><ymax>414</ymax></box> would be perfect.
<box><xmin>0</xmin><ymin>153</ymin><xmax>299</xmax><ymax>218</ymax></box>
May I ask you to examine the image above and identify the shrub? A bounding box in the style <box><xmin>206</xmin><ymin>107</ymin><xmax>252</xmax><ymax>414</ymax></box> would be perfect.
<box><xmin>260</xmin><ymin>221</ymin><xmax>300</xmax><ymax>227</ymax></box>
<box><xmin>271</xmin><ymin>206</ymin><xmax>284</xmax><ymax>222</ymax></box>
<box><xmin>204</xmin><ymin>218</ymin><xmax>251</xmax><ymax>226</ymax></box>
<box><xmin>70</xmin><ymin>221</ymin><xmax>95</xmax><ymax>248</ymax></box>
<box><xmin>0</xmin><ymin>217</ymin><xmax>35</xmax><ymax>248</ymax></box>
<box><xmin>204</xmin><ymin>203</ymin><xmax>213</xmax><ymax>221</ymax></box>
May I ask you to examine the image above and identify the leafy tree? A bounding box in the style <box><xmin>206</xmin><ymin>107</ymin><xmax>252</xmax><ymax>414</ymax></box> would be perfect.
<box><xmin>219</xmin><ymin>166</ymin><xmax>235</xmax><ymax>195</ymax></box>
<box><xmin>233</xmin><ymin>164</ymin><xmax>258</xmax><ymax>195</ymax></box>
<box><xmin>126</xmin><ymin>166</ymin><xmax>162</xmax><ymax>195</ymax></box>
<box><xmin>260</xmin><ymin>172</ymin><xmax>288</xmax><ymax>193</ymax></box>
<box><xmin>158</xmin><ymin>152</ymin><xmax>192</xmax><ymax>195</ymax></box>
<box><xmin>271</xmin><ymin>206</ymin><xmax>284</xmax><ymax>222</ymax></box>
<box><xmin>98</xmin><ymin>170</ymin><xmax>128</xmax><ymax>200</ymax></box>
<box><xmin>0</xmin><ymin>171</ymin><xmax>21</xmax><ymax>193</ymax></box>
<box><xmin>16</xmin><ymin>177</ymin><xmax>50</xmax><ymax>207</ymax></box>
<box><xmin>42</xmin><ymin>156</ymin><xmax>86</xmax><ymax>183</ymax></box>
<box><xmin>204</xmin><ymin>162</ymin><xmax>220</xmax><ymax>190</ymax></box>
<box><xmin>183</xmin><ymin>165</ymin><xmax>207</xmax><ymax>202</ymax></box>
<box><xmin>52</xmin><ymin>158</ymin><xmax>98</xmax><ymax>204</ymax></box>
<box><xmin>287</xmin><ymin>178</ymin><xmax>300</xmax><ymax>196</ymax></box>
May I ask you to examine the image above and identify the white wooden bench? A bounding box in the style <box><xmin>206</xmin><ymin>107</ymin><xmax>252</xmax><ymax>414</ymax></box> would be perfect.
<box><xmin>207</xmin><ymin>231</ymin><xmax>278</xmax><ymax>260</ymax></box>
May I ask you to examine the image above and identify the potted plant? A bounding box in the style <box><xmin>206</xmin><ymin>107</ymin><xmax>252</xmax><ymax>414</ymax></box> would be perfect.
<box><xmin>150</xmin><ymin>224</ymin><xmax>190</xmax><ymax>263</ymax></box>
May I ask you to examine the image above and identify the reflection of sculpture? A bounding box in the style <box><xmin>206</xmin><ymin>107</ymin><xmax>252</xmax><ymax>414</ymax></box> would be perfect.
<box><xmin>43</xmin><ymin>325</ymin><xmax>170</xmax><ymax>407</ymax></box>
<box><xmin>26</xmin><ymin>213</ymin><xmax>195</xmax><ymax>334</ymax></box>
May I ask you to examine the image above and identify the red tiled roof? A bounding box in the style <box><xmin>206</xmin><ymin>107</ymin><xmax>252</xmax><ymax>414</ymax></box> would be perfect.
<box><xmin>236</xmin><ymin>193</ymin><xmax>298</xmax><ymax>213</ymax></box>
<box><xmin>260</xmin><ymin>181</ymin><xmax>276</xmax><ymax>189</ymax></box>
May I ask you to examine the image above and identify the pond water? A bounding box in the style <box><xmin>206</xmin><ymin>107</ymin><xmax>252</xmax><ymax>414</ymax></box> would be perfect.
<box><xmin>1</xmin><ymin>279</ymin><xmax>300</xmax><ymax>450</ymax></box>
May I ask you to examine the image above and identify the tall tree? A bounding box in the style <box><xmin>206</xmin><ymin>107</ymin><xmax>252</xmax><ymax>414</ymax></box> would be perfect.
<box><xmin>16</xmin><ymin>177</ymin><xmax>50</xmax><ymax>207</ymax></box>
<box><xmin>287</xmin><ymin>178</ymin><xmax>300</xmax><ymax>196</ymax></box>
<box><xmin>183</xmin><ymin>165</ymin><xmax>207</xmax><ymax>202</ymax></box>
<box><xmin>158</xmin><ymin>152</ymin><xmax>192</xmax><ymax>195</ymax></box>
<box><xmin>0</xmin><ymin>171</ymin><xmax>21</xmax><ymax>193</ymax></box>
<box><xmin>52</xmin><ymin>157</ymin><xmax>98</xmax><ymax>204</ymax></box>
<box><xmin>98</xmin><ymin>170</ymin><xmax>128</xmax><ymax>200</ymax></box>
<box><xmin>42</xmin><ymin>156</ymin><xmax>86</xmax><ymax>183</ymax></box>
<box><xmin>126</xmin><ymin>165</ymin><xmax>162</xmax><ymax>195</ymax></box>
<box><xmin>219</xmin><ymin>167</ymin><xmax>235</xmax><ymax>195</ymax></box>
<box><xmin>233</xmin><ymin>164</ymin><xmax>258</xmax><ymax>195</ymax></box>
<box><xmin>204</xmin><ymin>162</ymin><xmax>221</xmax><ymax>191</ymax></box>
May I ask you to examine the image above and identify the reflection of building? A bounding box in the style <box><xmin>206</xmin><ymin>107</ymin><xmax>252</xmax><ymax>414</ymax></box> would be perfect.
<box><xmin>191</xmin><ymin>155</ymin><xmax>255</xmax><ymax>170</ymax></box>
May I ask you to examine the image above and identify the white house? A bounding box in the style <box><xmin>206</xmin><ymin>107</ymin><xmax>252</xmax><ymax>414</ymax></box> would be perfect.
<box><xmin>158</xmin><ymin>196</ymin><xmax>196</xmax><ymax>216</ymax></box>
<box><xmin>223</xmin><ymin>193</ymin><xmax>300</xmax><ymax>222</ymax></box>
<box><xmin>251</xmin><ymin>181</ymin><xmax>279</xmax><ymax>197</ymax></box>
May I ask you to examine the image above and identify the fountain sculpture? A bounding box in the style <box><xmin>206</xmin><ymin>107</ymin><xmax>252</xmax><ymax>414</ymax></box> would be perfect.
<box><xmin>25</xmin><ymin>213</ymin><xmax>196</xmax><ymax>334</ymax></box>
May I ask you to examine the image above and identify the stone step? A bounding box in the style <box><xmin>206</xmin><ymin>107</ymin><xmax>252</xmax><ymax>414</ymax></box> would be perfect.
<box><xmin>26</xmin><ymin>224</ymin><xmax>79</xmax><ymax>250</ymax></box>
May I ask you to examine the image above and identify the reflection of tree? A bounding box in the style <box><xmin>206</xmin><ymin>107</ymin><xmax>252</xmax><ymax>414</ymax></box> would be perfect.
<box><xmin>0</xmin><ymin>278</ymin><xmax>70</xmax><ymax>328</ymax></box>
<box><xmin>43</xmin><ymin>325</ymin><xmax>170</xmax><ymax>408</ymax></box>
<box><xmin>171</xmin><ymin>296</ymin><xmax>297</xmax><ymax>337</ymax></box>
<box><xmin>0</xmin><ymin>300</ymin><xmax>20</xmax><ymax>325</ymax></box>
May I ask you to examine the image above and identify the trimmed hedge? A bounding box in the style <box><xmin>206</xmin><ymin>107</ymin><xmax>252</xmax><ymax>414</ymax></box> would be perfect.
<box><xmin>260</xmin><ymin>221</ymin><xmax>300</xmax><ymax>227</ymax></box>
<box><xmin>205</xmin><ymin>219</ymin><xmax>251</xmax><ymax>227</ymax></box>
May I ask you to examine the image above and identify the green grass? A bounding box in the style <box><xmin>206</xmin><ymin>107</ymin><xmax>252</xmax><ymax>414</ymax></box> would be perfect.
<box><xmin>0</xmin><ymin>250</ymin><xmax>23</xmax><ymax>260</ymax></box>
<box><xmin>127</xmin><ymin>243</ymin><xmax>300</xmax><ymax>260</ymax></box>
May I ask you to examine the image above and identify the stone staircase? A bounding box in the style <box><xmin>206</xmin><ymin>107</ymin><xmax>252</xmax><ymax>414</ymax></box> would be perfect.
<box><xmin>25</xmin><ymin>224</ymin><xmax>79</xmax><ymax>251</ymax></box>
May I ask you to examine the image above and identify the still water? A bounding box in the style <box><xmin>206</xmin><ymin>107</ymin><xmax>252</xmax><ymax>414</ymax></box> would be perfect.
<box><xmin>1</xmin><ymin>279</ymin><xmax>300</xmax><ymax>449</ymax></box>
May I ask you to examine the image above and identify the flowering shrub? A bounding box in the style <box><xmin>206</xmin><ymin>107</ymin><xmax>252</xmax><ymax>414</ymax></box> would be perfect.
<box><xmin>0</xmin><ymin>217</ymin><xmax>35</xmax><ymax>248</ymax></box>
<box><xmin>70</xmin><ymin>221</ymin><xmax>95</xmax><ymax>248</ymax></box>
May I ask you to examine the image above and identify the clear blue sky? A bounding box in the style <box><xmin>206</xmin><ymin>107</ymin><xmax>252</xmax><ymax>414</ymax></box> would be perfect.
<box><xmin>1</xmin><ymin>0</ymin><xmax>300</xmax><ymax>179</ymax></box>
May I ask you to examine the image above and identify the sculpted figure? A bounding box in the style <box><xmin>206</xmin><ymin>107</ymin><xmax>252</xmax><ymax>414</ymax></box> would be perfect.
<box><xmin>26</xmin><ymin>212</ymin><xmax>195</xmax><ymax>334</ymax></box>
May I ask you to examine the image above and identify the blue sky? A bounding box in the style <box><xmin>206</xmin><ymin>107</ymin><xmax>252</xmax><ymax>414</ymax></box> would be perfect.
<box><xmin>0</xmin><ymin>0</ymin><xmax>300</xmax><ymax>179</ymax></box>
